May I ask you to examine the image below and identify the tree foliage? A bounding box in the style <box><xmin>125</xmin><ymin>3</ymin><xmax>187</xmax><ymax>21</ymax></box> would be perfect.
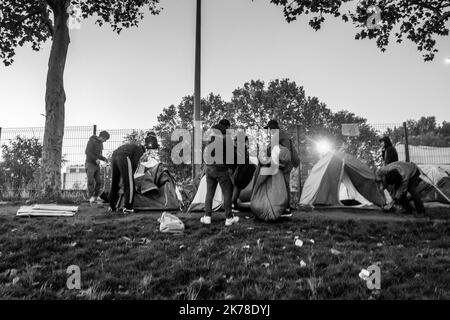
<box><xmin>0</xmin><ymin>0</ymin><xmax>162</xmax><ymax>65</ymax></box>
<box><xmin>0</xmin><ymin>136</ymin><xmax>43</xmax><ymax>191</ymax></box>
<box><xmin>152</xmin><ymin>79</ymin><xmax>382</xmax><ymax>182</ymax></box>
<box><xmin>386</xmin><ymin>116</ymin><xmax>450</xmax><ymax>147</ymax></box>
<box><xmin>269</xmin><ymin>0</ymin><xmax>450</xmax><ymax>61</ymax></box>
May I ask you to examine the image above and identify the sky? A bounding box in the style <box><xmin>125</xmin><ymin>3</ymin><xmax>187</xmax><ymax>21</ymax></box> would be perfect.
<box><xmin>0</xmin><ymin>0</ymin><xmax>449</xmax><ymax>130</ymax></box>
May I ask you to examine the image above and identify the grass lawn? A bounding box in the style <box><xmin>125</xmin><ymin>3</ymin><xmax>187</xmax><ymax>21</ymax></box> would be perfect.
<box><xmin>0</xmin><ymin>203</ymin><xmax>449</xmax><ymax>300</ymax></box>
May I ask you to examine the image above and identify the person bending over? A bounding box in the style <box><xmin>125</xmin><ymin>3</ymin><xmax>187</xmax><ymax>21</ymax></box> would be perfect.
<box><xmin>377</xmin><ymin>161</ymin><xmax>425</xmax><ymax>215</ymax></box>
<box><xmin>108</xmin><ymin>132</ymin><xmax>159</xmax><ymax>214</ymax></box>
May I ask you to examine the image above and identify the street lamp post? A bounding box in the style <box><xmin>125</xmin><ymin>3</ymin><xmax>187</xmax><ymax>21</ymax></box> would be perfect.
<box><xmin>193</xmin><ymin>0</ymin><xmax>201</xmax><ymax>181</ymax></box>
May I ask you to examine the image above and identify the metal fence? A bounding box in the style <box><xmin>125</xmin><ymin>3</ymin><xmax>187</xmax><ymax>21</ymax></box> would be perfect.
<box><xmin>1</xmin><ymin>122</ymin><xmax>449</xmax><ymax>200</ymax></box>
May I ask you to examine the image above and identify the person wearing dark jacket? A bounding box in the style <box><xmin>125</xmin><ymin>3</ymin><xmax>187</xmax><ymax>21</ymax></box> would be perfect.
<box><xmin>231</xmin><ymin>135</ymin><xmax>255</xmax><ymax>212</ymax></box>
<box><xmin>379</xmin><ymin>136</ymin><xmax>398</xmax><ymax>165</ymax></box>
<box><xmin>108</xmin><ymin>132</ymin><xmax>159</xmax><ymax>214</ymax></box>
<box><xmin>201</xmin><ymin>121</ymin><xmax>239</xmax><ymax>227</ymax></box>
<box><xmin>85</xmin><ymin>131</ymin><xmax>110</xmax><ymax>205</ymax></box>
<box><xmin>377</xmin><ymin>161</ymin><xmax>425</xmax><ymax>214</ymax></box>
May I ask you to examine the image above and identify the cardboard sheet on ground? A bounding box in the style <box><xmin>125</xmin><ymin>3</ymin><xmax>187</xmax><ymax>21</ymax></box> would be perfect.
<box><xmin>17</xmin><ymin>204</ymin><xmax>78</xmax><ymax>217</ymax></box>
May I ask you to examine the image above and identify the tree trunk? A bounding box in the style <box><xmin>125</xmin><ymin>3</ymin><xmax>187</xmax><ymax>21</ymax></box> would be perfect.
<box><xmin>40</xmin><ymin>1</ymin><xmax>70</xmax><ymax>200</ymax></box>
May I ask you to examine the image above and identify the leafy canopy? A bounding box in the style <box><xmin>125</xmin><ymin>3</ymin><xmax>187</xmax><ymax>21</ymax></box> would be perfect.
<box><xmin>269</xmin><ymin>0</ymin><xmax>450</xmax><ymax>61</ymax></box>
<box><xmin>0</xmin><ymin>0</ymin><xmax>161</xmax><ymax>65</ymax></box>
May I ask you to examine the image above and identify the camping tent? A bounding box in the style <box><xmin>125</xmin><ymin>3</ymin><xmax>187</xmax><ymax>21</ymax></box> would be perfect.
<box><xmin>418</xmin><ymin>165</ymin><xmax>450</xmax><ymax>203</ymax></box>
<box><xmin>118</xmin><ymin>161</ymin><xmax>182</xmax><ymax>211</ymax></box>
<box><xmin>188</xmin><ymin>157</ymin><xmax>258</xmax><ymax>212</ymax></box>
<box><xmin>300</xmin><ymin>152</ymin><xmax>386</xmax><ymax>208</ymax></box>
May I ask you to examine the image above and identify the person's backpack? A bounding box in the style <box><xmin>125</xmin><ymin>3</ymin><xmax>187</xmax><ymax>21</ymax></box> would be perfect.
<box><xmin>289</xmin><ymin>139</ymin><xmax>300</xmax><ymax>168</ymax></box>
<box><xmin>158</xmin><ymin>212</ymin><xmax>184</xmax><ymax>234</ymax></box>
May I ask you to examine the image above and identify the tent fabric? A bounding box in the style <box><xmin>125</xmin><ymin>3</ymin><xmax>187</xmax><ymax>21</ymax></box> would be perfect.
<box><xmin>250</xmin><ymin>167</ymin><xmax>288</xmax><ymax>221</ymax></box>
<box><xmin>119</xmin><ymin>163</ymin><xmax>182</xmax><ymax>211</ymax></box>
<box><xmin>188</xmin><ymin>175</ymin><xmax>223</xmax><ymax>212</ymax></box>
<box><xmin>188</xmin><ymin>165</ymin><xmax>257</xmax><ymax>212</ymax></box>
<box><xmin>418</xmin><ymin>165</ymin><xmax>450</xmax><ymax>203</ymax></box>
<box><xmin>300</xmin><ymin>152</ymin><xmax>386</xmax><ymax>208</ymax></box>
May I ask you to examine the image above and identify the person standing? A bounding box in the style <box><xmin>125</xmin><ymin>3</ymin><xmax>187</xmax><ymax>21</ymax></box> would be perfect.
<box><xmin>108</xmin><ymin>132</ymin><xmax>159</xmax><ymax>214</ymax></box>
<box><xmin>379</xmin><ymin>136</ymin><xmax>398</xmax><ymax>165</ymax></box>
<box><xmin>201</xmin><ymin>121</ymin><xmax>239</xmax><ymax>227</ymax></box>
<box><xmin>85</xmin><ymin>130</ymin><xmax>110</xmax><ymax>206</ymax></box>
<box><xmin>377</xmin><ymin>161</ymin><xmax>426</xmax><ymax>214</ymax></box>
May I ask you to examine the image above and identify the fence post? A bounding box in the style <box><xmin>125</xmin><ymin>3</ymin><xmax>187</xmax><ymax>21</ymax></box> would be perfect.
<box><xmin>403</xmin><ymin>122</ymin><xmax>410</xmax><ymax>162</ymax></box>
<box><xmin>93</xmin><ymin>125</ymin><xmax>97</xmax><ymax>136</ymax></box>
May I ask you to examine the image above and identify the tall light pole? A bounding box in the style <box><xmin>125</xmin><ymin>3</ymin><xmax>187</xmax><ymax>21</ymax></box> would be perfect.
<box><xmin>193</xmin><ymin>0</ymin><xmax>201</xmax><ymax>180</ymax></box>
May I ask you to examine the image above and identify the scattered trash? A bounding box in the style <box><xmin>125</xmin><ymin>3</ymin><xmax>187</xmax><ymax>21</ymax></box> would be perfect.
<box><xmin>179</xmin><ymin>245</ymin><xmax>186</xmax><ymax>249</ymax></box>
<box><xmin>11</xmin><ymin>228</ymin><xmax>18</xmax><ymax>233</ymax></box>
<box><xmin>294</xmin><ymin>235</ymin><xmax>299</xmax><ymax>240</ymax></box>
<box><xmin>416</xmin><ymin>253</ymin><xmax>424</xmax><ymax>259</ymax></box>
<box><xmin>158</xmin><ymin>212</ymin><xmax>184</xmax><ymax>234</ymax></box>
<box><xmin>414</xmin><ymin>273</ymin><xmax>421</xmax><ymax>279</ymax></box>
<box><xmin>122</xmin><ymin>236</ymin><xmax>132</xmax><ymax>242</ymax></box>
<box><xmin>245</xmin><ymin>216</ymin><xmax>251</xmax><ymax>220</ymax></box>
<box><xmin>309</xmin><ymin>239</ymin><xmax>315</xmax><ymax>244</ymax></box>
<box><xmin>282</xmin><ymin>246</ymin><xmax>286</xmax><ymax>250</ymax></box>
<box><xmin>96</xmin><ymin>239</ymin><xmax>103</xmax><ymax>243</ymax></box>
<box><xmin>86</xmin><ymin>229</ymin><xmax>93</xmax><ymax>232</ymax></box>
<box><xmin>359</xmin><ymin>269</ymin><xmax>370</xmax><ymax>281</ymax></box>
<box><xmin>377</xmin><ymin>243</ymin><xmax>383</xmax><ymax>247</ymax></box>
<box><xmin>295</xmin><ymin>239</ymin><xmax>303</xmax><ymax>247</ymax></box>
<box><xmin>300</xmin><ymin>260</ymin><xmax>307</xmax><ymax>268</ymax></box>
<box><xmin>69</xmin><ymin>242</ymin><xmax>77</xmax><ymax>247</ymax></box>
<box><xmin>225</xmin><ymin>294</ymin><xmax>235</xmax><ymax>300</ymax></box>
<box><xmin>242</xmin><ymin>245</ymin><xmax>250</xmax><ymax>249</ymax></box>
<box><xmin>330</xmin><ymin>248</ymin><xmax>342</xmax><ymax>255</ymax></box>
<box><xmin>247</xmin><ymin>227</ymin><xmax>254</xmax><ymax>230</ymax></box>
<box><xmin>261</xmin><ymin>262</ymin><xmax>270</xmax><ymax>268</ymax></box>
<box><xmin>12</xmin><ymin>277</ymin><xmax>20</xmax><ymax>285</ymax></box>
<box><xmin>139</xmin><ymin>238</ymin><xmax>151</xmax><ymax>245</ymax></box>
<box><xmin>397</xmin><ymin>244</ymin><xmax>404</xmax><ymax>248</ymax></box>
<box><xmin>9</xmin><ymin>269</ymin><xmax>18</xmax><ymax>278</ymax></box>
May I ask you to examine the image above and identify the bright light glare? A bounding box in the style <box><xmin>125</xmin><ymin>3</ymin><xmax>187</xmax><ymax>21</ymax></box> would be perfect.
<box><xmin>445</xmin><ymin>57</ymin><xmax>450</xmax><ymax>65</ymax></box>
<box><xmin>316</xmin><ymin>140</ymin><xmax>332</xmax><ymax>155</ymax></box>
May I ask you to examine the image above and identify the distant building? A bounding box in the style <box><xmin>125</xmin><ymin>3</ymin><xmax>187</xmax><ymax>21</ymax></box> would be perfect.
<box><xmin>62</xmin><ymin>165</ymin><xmax>87</xmax><ymax>190</ymax></box>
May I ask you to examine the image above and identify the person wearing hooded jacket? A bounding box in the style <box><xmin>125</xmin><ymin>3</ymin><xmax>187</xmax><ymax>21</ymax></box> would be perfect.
<box><xmin>377</xmin><ymin>161</ymin><xmax>425</xmax><ymax>214</ymax></box>
<box><xmin>85</xmin><ymin>130</ymin><xmax>110</xmax><ymax>205</ymax></box>
<box><xmin>108</xmin><ymin>132</ymin><xmax>159</xmax><ymax>214</ymax></box>
<box><xmin>379</xmin><ymin>136</ymin><xmax>398</xmax><ymax>165</ymax></box>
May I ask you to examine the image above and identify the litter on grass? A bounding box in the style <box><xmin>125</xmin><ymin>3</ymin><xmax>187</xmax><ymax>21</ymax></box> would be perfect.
<box><xmin>17</xmin><ymin>204</ymin><xmax>78</xmax><ymax>217</ymax></box>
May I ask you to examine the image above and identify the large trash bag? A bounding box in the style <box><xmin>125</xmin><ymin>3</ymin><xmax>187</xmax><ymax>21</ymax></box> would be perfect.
<box><xmin>250</xmin><ymin>166</ymin><xmax>288</xmax><ymax>221</ymax></box>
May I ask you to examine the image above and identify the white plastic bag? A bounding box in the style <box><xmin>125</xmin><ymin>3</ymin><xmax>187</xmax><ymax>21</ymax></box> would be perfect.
<box><xmin>158</xmin><ymin>212</ymin><xmax>184</xmax><ymax>234</ymax></box>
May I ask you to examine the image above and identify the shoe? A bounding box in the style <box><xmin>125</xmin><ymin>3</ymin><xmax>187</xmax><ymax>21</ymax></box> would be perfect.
<box><xmin>280</xmin><ymin>212</ymin><xmax>293</xmax><ymax>218</ymax></box>
<box><xmin>122</xmin><ymin>208</ymin><xmax>134</xmax><ymax>215</ymax></box>
<box><xmin>280</xmin><ymin>208</ymin><xmax>292</xmax><ymax>218</ymax></box>
<box><xmin>200</xmin><ymin>216</ymin><xmax>211</xmax><ymax>225</ymax></box>
<box><xmin>225</xmin><ymin>216</ymin><xmax>239</xmax><ymax>226</ymax></box>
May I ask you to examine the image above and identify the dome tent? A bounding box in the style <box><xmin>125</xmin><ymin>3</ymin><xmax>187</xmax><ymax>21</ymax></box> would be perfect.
<box><xmin>300</xmin><ymin>152</ymin><xmax>386</xmax><ymax>208</ymax></box>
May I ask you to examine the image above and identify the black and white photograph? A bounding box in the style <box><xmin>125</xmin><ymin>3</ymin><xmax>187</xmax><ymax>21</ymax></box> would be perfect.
<box><xmin>0</xmin><ymin>0</ymin><xmax>449</xmax><ymax>308</ymax></box>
